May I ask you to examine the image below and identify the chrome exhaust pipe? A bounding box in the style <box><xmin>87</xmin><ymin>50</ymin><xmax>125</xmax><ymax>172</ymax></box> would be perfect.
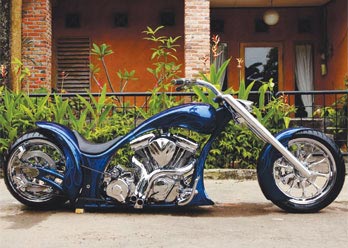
<box><xmin>178</xmin><ymin>177</ymin><xmax>199</xmax><ymax>206</ymax></box>
<box><xmin>134</xmin><ymin>197</ymin><xmax>145</xmax><ymax>209</ymax></box>
<box><xmin>130</xmin><ymin>195</ymin><xmax>137</xmax><ymax>203</ymax></box>
<box><xmin>130</xmin><ymin>194</ymin><xmax>145</xmax><ymax>209</ymax></box>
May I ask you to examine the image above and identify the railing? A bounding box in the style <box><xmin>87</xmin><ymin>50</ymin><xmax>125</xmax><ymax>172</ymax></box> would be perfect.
<box><xmin>29</xmin><ymin>90</ymin><xmax>273</xmax><ymax>109</ymax></box>
<box><xmin>2</xmin><ymin>90</ymin><xmax>347</xmax><ymax>156</ymax></box>
<box><xmin>28</xmin><ymin>90</ymin><xmax>272</xmax><ymax>126</ymax></box>
<box><xmin>276</xmin><ymin>90</ymin><xmax>348</xmax><ymax>155</ymax></box>
<box><xmin>28</xmin><ymin>92</ymin><xmax>200</xmax><ymax>127</ymax></box>
<box><xmin>29</xmin><ymin>91</ymin><xmax>198</xmax><ymax>112</ymax></box>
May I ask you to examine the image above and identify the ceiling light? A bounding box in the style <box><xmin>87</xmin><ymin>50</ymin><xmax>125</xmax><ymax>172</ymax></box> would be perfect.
<box><xmin>263</xmin><ymin>0</ymin><xmax>279</xmax><ymax>26</ymax></box>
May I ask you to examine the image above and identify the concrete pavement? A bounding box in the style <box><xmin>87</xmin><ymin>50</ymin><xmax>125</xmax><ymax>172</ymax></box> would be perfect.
<box><xmin>0</xmin><ymin>177</ymin><xmax>347</xmax><ymax>248</ymax></box>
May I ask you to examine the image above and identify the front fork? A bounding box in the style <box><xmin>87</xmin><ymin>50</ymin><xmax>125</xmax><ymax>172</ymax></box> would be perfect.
<box><xmin>222</xmin><ymin>94</ymin><xmax>312</xmax><ymax>178</ymax></box>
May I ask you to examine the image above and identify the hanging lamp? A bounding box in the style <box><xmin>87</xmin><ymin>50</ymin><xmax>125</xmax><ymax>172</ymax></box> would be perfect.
<box><xmin>263</xmin><ymin>0</ymin><xmax>279</xmax><ymax>26</ymax></box>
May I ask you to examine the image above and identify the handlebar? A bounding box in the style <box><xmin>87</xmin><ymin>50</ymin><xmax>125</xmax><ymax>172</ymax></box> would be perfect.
<box><xmin>172</xmin><ymin>78</ymin><xmax>190</xmax><ymax>86</ymax></box>
<box><xmin>171</xmin><ymin>78</ymin><xmax>222</xmax><ymax>97</ymax></box>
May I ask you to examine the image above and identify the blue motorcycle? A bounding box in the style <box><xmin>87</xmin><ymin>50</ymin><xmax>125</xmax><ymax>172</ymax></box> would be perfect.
<box><xmin>3</xmin><ymin>79</ymin><xmax>346</xmax><ymax>213</ymax></box>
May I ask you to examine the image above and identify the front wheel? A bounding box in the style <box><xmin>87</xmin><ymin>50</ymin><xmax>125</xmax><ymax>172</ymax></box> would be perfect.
<box><xmin>258</xmin><ymin>130</ymin><xmax>345</xmax><ymax>213</ymax></box>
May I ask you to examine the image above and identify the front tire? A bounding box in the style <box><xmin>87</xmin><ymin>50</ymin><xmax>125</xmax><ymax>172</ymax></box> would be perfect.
<box><xmin>258</xmin><ymin>130</ymin><xmax>345</xmax><ymax>213</ymax></box>
<box><xmin>3</xmin><ymin>131</ymin><xmax>67</xmax><ymax>209</ymax></box>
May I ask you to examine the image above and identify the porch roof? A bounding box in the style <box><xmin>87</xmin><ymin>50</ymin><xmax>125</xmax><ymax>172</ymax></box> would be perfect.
<box><xmin>211</xmin><ymin>0</ymin><xmax>331</xmax><ymax>7</ymax></box>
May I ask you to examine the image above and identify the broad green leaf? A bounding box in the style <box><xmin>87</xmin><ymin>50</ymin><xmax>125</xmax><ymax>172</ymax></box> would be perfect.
<box><xmin>192</xmin><ymin>86</ymin><xmax>209</xmax><ymax>103</ymax></box>
<box><xmin>215</xmin><ymin>58</ymin><xmax>231</xmax><ymax>83</ymax></box>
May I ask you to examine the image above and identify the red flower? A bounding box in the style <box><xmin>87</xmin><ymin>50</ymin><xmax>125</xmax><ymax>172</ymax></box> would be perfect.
<box><xmin>211</xmin><ymin>35</ymin><xmax>222</xmax><ymax>59</ymax></box>
<box><xmin>1</xmin><ymin>64</ymin><xmax>7</xmax><ymax>78</ymax></box>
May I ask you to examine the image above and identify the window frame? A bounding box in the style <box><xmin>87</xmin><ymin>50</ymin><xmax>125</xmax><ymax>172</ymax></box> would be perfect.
<box><xmin>240</xmin><ymin>42</ymin><xmax>284</xmax><ymax>91</ymax></box>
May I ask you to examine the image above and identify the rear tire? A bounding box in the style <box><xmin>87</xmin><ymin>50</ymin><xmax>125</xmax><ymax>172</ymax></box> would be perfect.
<box><xmin>3</xmin><ymin>131</ymin><xmax>67</xmax><ymax>209</ymax></box>
<box><xmin>258</xmin><ymin>130</ymin><xmax>345</xmax><ymax>213</ymax></box>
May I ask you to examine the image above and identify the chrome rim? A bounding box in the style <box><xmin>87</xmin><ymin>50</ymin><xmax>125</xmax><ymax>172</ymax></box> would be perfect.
<box><xmin>273</xmin><ymin>138</ymin><xmax>336</xmax><ymax>205</ymax></box>
<box><xmin>7</xmin><ymin>139</ymin><xmax>65</xmax><ymax>203</ymax></box>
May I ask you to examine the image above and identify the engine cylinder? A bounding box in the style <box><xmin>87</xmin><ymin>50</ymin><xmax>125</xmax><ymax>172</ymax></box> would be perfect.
<box><xmin>130</xmin><ymin>133</ymin><xmax>198</xmax><ymax>170</ymax></box>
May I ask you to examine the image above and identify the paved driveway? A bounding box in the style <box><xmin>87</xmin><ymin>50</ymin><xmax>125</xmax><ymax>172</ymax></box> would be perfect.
<box><xmin>0</xmin><ymin>178</ymin><xmax>347</xmax><ymax>248</ymax></box>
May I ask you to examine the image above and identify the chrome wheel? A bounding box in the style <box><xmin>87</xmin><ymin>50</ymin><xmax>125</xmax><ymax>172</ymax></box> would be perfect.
<box><xmin>6</xmin><ymin>139</ymin><xmax>66</xmax><ymax>203</ymax></box>
<box><xmin>273</xmin><ymin>138</ymin><xmax>336</xmax><ymax>205</ymax></box>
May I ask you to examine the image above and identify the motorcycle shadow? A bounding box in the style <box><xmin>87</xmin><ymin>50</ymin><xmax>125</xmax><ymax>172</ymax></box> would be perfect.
<box><xmin>84</xmin><ymin>202</ymin><xmax>280</xmax><ymax>217</ymax></box>
<box><xmin>11</xmin><ymin>202</ymin><xmax>281</xmax><ymax>217</ymax></box>
<box><xmin>1</xmin><ymin>203</ymin><xmax>280</xmax><ymax>230</ymax></box>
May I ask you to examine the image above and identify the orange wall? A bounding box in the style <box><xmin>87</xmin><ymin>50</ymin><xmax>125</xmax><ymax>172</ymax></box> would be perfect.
<box><xmin>211</xmin><ymin>7</ymin><xmax>327</xmax><ymax>91</ymax></box>
<box><xmin>53</xmin><ymin>1</ymin><xmax>346</xmax><ymax>93</ymax></box>
<box><xmin>326</xmin><ymin>0</ymin><xmax>348</xmax><ymax>90</ymax></box>
<box><xmin>53</xmin><ymin>0</ymin><xmax>184</xmax><ymax>92</ymax></box>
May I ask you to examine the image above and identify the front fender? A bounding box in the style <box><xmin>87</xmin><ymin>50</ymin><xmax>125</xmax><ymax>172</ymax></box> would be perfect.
<box><xmin>257</xmin><ymin>127</ymin><xmax>311</xmax><ymax>201</ymax></box>
<box><xmin>36</xmin><ymin>121</ymin><xmax>83</xmax><ymax>201</ymax></box>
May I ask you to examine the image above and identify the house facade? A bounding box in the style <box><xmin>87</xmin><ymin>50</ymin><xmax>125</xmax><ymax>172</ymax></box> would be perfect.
<box><xmin>5</xmin><ymin>0</ymin><xmax>348</xmax><ymax>94</ymax></box>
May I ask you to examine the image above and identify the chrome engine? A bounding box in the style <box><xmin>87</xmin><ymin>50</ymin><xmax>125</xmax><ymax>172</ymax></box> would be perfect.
<box><xmin>104</xmin><ymin>133</ymin><xmax>199</xmax><ymax>208</ymax></box>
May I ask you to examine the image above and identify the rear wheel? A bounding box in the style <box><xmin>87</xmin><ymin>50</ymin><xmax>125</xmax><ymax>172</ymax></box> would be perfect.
<box><xmin>258</xmin><ymin>130</ymin><xmax>345</xmax><ymax>213</ymax></box>
<box><xmin>4</xmin><ymin>132</ymin><xmax>67</xmax><ymax>209</ymax></box>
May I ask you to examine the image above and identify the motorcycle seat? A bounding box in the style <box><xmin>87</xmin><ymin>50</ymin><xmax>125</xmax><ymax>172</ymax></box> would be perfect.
<box><xmin>73</xmin><ymin>130</ymin><xmax>123</xmax><ymax>155</ymax></box>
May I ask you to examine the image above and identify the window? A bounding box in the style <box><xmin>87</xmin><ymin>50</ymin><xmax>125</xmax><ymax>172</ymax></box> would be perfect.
<box><xmin>114</xmin><ymin>13</ymin><xmax>128</xmax><ymax>27</ymax></box>
<box><xmin>56</xmin><ymin>37</ymin><xmax>90</xmax><ymax>93</ymax></box>
<box><xmin>65</xmin><ymin>13</ymin><xmax>81</xmax><ymax>28</ymax></box>
<box><xmin>240</xmin><ymin>42</ymin><xmax>283</xmax><ymax>94</ymax></box>
<box><xmin>160</xmin><ymin>12</ymin><xmax>175</xmax><ymax>26</ymax></box>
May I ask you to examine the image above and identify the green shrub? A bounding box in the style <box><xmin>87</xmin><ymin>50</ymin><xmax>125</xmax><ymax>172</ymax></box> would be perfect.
<box><xmin>0</xmin><ymin>87</ymin><xmax>38</xmax><ymax>153</ymax></box>
<box><xmin>0</xmin><ymin>86</ymin><xmax>134</xmax><ymax>156</ymax></box>
<box><xmin>205</xmin><ymin>95</ymin><xmax>296</xmax><ymax>169</ymax></box>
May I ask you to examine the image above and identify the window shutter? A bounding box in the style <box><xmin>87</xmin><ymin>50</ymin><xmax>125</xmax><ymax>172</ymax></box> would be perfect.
<box><xmin>56</xmin><ymin>37</ymin><xmax>90</xmax><ymax>93</ymax></box>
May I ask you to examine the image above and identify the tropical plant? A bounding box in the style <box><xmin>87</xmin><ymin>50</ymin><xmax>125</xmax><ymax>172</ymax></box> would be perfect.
<box><xmin>117</xmin><ymin>69</ymin><xmax>138</xmax><ymax>92</ymax></box>
<box><xmin>0</xmin><ymin>88</ymin><xmax>34</xmax><ymax>153</ymax></box>
<box><xmin>137</xmin><ymin>86</ymin><xmax>181</xmax><ymax>119</ymax></box>
<box><xmin>143</xmin><ymin>26</ymin><xmax>182</xmax><ymax>87</ymax></box>
<box><xmin>312</xmin><ymin>76</ymin><xmax>348</xmax><ymax>150</ymax></box>
<box><xmin>194</xmin><ymin>58</ymin><xmax>232</xmax><ymax>108</ymax></box>
<box><xmin>90</xmin><ymin>43</ymin><xmax>137</xmax><ymax>95</ymax></box>
<box><xmin>137</xmin><ymin>26</ymin><xmax>183</xmax><ymax>119</ymax></box>
<box><xmin>91</xmin><ymin>43</ymin><xmax>115</xmax><ymax>92</ymax></box>
<box><xmin>194</xmin><ymin>35</ymin><xmax>234</xmax><ymax>108</ymax></box>
<box><xmin>50</xmin><ymin>94</ymin><xmax>70</xmax><ymax>125</ymax></box>
<box><xmin>254</xmin><ymin>94</ymin><xmax>296</xmax><ymax>131</ymax></box>
<box><xmin>206</xmin><ymin>122</ymin><xmax>261</xmax><ymax>169</ymax></box>
<box><xmin>20</xmin><ymin>93</ymin><xmax>51</xmax><ymax>123</ymax></box>
<box><xmin>74</xmin><ymin>85</ymin><xmax>113</xmax><ymax>132</ymax></box>
<box><xmin>237</xmin><ymin>78</ymin><xmax>254</xmax><ymax>101</ymax></box>
<box><xmin>0</xmin><ymin>86</ymin><xmax>135</xmax><ymax>155</ymax></box>
<box><xmin>12</xmin><ymin>57</ymin><xmax>30</xmax><ymax>93</ymax></box>
<box><xmin>88</xmin><ymin>111</ymin><xmax>134</xmax><ymax>143</ymax></box>
<box><xmin>89</xmin><ymin>63</ymin><xmax>102</xmax><ymax>90</ymax></box>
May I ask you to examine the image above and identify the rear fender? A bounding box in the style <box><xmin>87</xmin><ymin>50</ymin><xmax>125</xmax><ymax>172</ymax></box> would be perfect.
<box><xmin>36</xmin><ymin>121</ymin><xmax>83</xmax><ymax>201</ymax></box>
<box><xmin>257</xmin><ymin>127</ymin><xmax>311</xmax><ymax>201</ymax></box>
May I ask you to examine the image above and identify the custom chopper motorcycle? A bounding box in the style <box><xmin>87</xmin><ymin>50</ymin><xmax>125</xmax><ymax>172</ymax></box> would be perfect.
<box><xmin>3</xmin><ymin>79</ymin><xmax>346</xmax><ymax>213</ymax></box>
